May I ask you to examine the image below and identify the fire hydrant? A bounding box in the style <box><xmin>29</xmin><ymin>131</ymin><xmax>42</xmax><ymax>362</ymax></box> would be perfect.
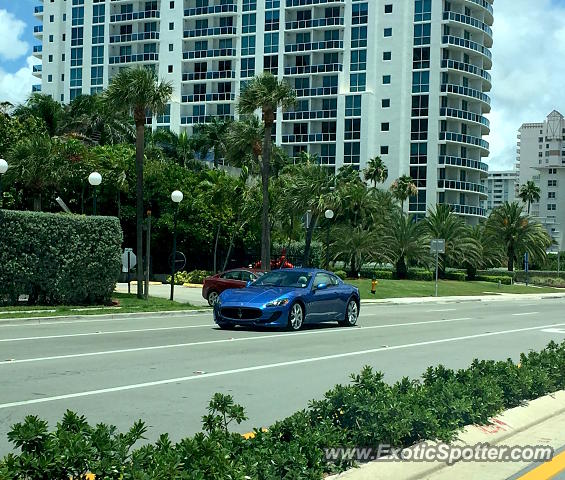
<box><xmin>371</xmin><ymin>277</ymin><xmax>378</xmax><ymax>294</ymax></box>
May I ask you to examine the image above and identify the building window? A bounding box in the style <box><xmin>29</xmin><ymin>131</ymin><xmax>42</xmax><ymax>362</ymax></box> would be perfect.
<box><xmin>168</xmin><ymin>65</ymin><xmax>173</xmax><ymax>73</ymax></box>
<box><xmin>414</xmin><ymin>23</ymin><xmax>431</xmax><ymax>45</ymax></box>
<box><xmin>344</xmin><ymin>142</ymin><xmax>360</xmax><ymax>164</ymax></box>
<box><xmin>383</xmin><ymin>75</ymin><xmax>391</xmax><ymax>84</ymax></box>
<box><xmin>381</xmin><ymin>122</ymin><xmax>390</xmax><ymax>132</ymax></box>
<box><xmin>382</xmin><ymin>98</ymin><xmax>390</xmax><ymax>108</ymax></box>
<box><xmin>350</xmin><ymin>50</ymin><xmax>367</xmax><ymax>71</ymax></box>
<box><xmin>264</xmin><ymin>32</ymin><xmax>279</xmax><ymax>53</ymax></box>
<box><xmin>243</xmin><ymin>0</ymin><xmax>257</xmax><ymax>11</ymax></box>
<box><xmin>381</xmin><ymin>146</ymin><xmax>389</xmax><ymax>155</ymax></box>
<box><xmin>170</xmin><ymin>1</ymin><xmax>174</xmax><ymax>8</ymax></box>
<box><xmin>241</xmin><ymin>35</ymin><xmax>256</xmax><ymax>56</ymax></box>
<box><xmin>351</xmin><ymin>26</ymin><xmax>367</xmax><ymax>48</ymax></box>
<box><xmin>241</xmin><ymin>58</ymin><xmax>255</xmax><ymax>77</ymax></box>
<box><xmin>548</xmin><ymin>180</ymin><xmax>557</xmax><ymax>187</ymax></box>
<box><xmin>242</xmin><ymin>14</ymin><xmax>256</xmax><ymax>33</ymax></box>
<box><xmin>345</xmin><ymin>95</ymin><xmax>362</xmax><ymax>116</ymax></box>
<box><xmin>92</xmin><ymin>25</ymin><xmax>104</xmax><ymax>44</ymax></box>
<box><xmin>352</xmin><ymin>3</ymin><xmax>368</xmax><ymax>24</ymax></box>
<box><xmin>265</xmin><ymin>10</ymin><xmax>280</xmax><ymax>31</ymax></box>
<box><xmin>415</xmin><ymin>0</ymin><xmax>432</xmax><ymax>22</ymax></box>
<box><xmin>548</xmin><ymin>192</ymin><xmax>556</xmax><ymax>199</ymax></box>
<box><xmin>384</xmin><ymin>4</ymin><xmax>393</xmax><ymax>13</ymax></box>
<box><xmin>350</xmin><ymin>73</ymin><xmax>366</xmax><ymax>92</ymax></box>
<box><xmin>345</xmin><ymin>118</ymin><xmax>361</xmax><ymax>140</ymax></box>
<box><xmin>169</xmin><ymin>22</ymin><xmax>174</xmax><ymax>30</ymax></box>
<box><xmin>383</xmin><ymin>51</ymin><xmax>391</xmax><ymax>61</ymax></box>
<box><xmin>92</xmin><ymin>4</ymin><xmax>105</xmax><ymax>23</ymax></box>
<box><xmin>411</xmin><ymin>95</ymin><xmax>429</xmax><ymax>116</ymax></box>
<box><xmin>48</xmin><ymin>54</ymin><xmax>53</xmax><ymax>62</ymax></box>
<box><xmin>384</xmin><ymin>28</ymin><xmax>392</xmax><ymax>37</ymax></box>
<box><xmin>91</xmin><ymin>66</ymin><xmax>103</xmax><ymax>85</ymax></box>
<box><xmin>548</xmin><ymin>204</ymin><xmax>557</xmax><ymax>211</ymax></box>
<box><xmin>412</xmin><ymin>71</ymin><xmax>430</xmax><ymax>93</ymax></box>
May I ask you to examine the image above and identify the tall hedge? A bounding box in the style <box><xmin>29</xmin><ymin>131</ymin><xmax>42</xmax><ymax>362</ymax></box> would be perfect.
<box><xmin>0</xmin><ymin>210</ymin><xmax>122</xmax><ymax>306</ymax></box>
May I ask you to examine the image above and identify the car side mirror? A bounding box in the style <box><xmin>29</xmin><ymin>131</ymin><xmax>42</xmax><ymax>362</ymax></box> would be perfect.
<box><xmin>315</xmin><ymin>283</ymin><xmax>328</xmax><ymax>291</ymax></box>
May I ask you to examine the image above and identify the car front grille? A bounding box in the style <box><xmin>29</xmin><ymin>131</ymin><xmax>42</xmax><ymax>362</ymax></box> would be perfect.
<box><xmin>220</xmin><ymin>307</ymin><xmax>262</xmax><ymax>320</ymax></box>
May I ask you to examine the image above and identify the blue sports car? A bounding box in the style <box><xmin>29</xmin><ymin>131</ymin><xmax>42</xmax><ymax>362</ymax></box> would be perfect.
<box><xmin>213</xmin><ymin>268</ymin><xmax>360</xmax><ymax>331</ymax></box>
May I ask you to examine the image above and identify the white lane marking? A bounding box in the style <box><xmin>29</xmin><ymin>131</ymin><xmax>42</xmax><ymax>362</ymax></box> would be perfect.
<box><xmin>2</xmin><ymin>321</ymin><xmax>565</xmax><ymax>410</ymax></box>
<box><xmin>0</xmin><ymin>312</ymin><xmax>208</xmax><ymax>328</ymax></box>
<box><xmin>426</xmin><ymin>308</ymin><xmax>457</xmax><ymax>312</ymax></box>
<box><xmin>0</xmin><ymin>324</ymin><xmax>213</xmax><ymax>343</ymax></box>
<box><xmin>512</xmin><ymin>312</ymin><xmax>539</xmax><ymax>316</ymax></box>
<box><xmin>0</xmin><ymin>317</ymin><xmax>473</xmax><ymax>365</ymax></box>
<box><xmin>541</xmin><ymin>328</ymin><xmax>565</xmax><ymax>334</ymax></box>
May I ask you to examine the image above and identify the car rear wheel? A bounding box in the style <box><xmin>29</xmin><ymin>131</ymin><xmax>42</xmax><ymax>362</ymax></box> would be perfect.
<box><xmin>287</xmin><ymin>303</ymin><xmax>304</xmax><ymax>331</ymax></box>
<box><xmin>339</xmin><ymin>299</ymin><xmax>359</xmax><ymax>327</ymax></box>
<box><xmin>207</xmin><ymin>290</ymin><xmax>219</xmax><ymax>306</ymax></box>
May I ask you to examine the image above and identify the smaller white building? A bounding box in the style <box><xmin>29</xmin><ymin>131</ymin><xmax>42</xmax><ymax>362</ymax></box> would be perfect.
<box><xmin>481</xmin><ymin>170</ymin><xmax>517</xmax><ymax>214</ymax></box>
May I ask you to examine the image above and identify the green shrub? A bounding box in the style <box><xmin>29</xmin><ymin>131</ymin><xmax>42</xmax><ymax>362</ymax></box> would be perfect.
<box><xmin>334</xmin><ymin>270</ymin><xmax>347</xmax><ymax>280</ymax></box>
<box><xmin>3</xmin><ymin>341</ymin><xmax>565</xmax><ymax>478</ymax></box>
<box><xmin>406</xmin><ymin>270</ymin><xmax>434</xmax><ymax>281</ymax></box>
<box><xmin>476</xmin><ymin>275</ymin><xmax>512</xmax><ymax>285</ymax></box>
<box><xmin>374</xmin><ymin>270</ymin><xmax>394</xmax><ymax>280</ymax></box>
<box><xmin>445</xmin><ymin>271</ymin><xmax>467</xmax><ymax>281</ymax></box>
<box><xmin>167</xmin><ymin>269</ymin><xmax>213</xmax><ymax>285</ymax></box>
<box><xmin>0</xmin><ymin>210</ymin><xmax>122</xmax><ymax>306</ymax></box>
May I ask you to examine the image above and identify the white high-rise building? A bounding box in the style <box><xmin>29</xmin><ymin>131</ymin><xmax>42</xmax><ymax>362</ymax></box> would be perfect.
<box><xmin>33</xmin><ymin>0</ymin><xmax>493</xmax><ymax>221</ymax></box>
<box><xmin>516</xmin><ymin>110</ymin><xmax>565</xmax><ymax>249</ymax></box>
<box><xmin>481</xmin><ymin>170</ymin><xmax>517</xmax><ymax>214</ymax></box>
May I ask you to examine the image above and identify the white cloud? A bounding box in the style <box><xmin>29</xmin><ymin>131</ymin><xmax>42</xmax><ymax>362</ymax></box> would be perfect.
<box><xmin>0</xmin><ymin>9</ymin><xmax>29</xmax><ymax>61</ymax></box>
<box><xmin>487</xmin><ymin>0</ymin><xmax>565</xmax><ymax>170</ymax></box>
<box><xmin>0</xmin><ymin>55</ymin><xmax>40</xmax><ymax>105</ymax></box>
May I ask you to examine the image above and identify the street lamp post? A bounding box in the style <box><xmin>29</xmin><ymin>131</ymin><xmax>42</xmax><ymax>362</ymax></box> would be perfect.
<box><xmin>0</xmin><ymin>159</ymin><xmax>8</xmax><ymax>208</ymax></box>
<box><xmin>88</xmin><ymin>172</ymin><xmax>102</xmax><ymax>215</ymax></box>
<box><xmin>170</xmin><ymin>190</ymin><xmax>183</xmax><ymax>301</ymax></box>
<box><xmin>324</xmin><ymin>209</ymin><xmax>334</xmax><ymax>269</ymax></box>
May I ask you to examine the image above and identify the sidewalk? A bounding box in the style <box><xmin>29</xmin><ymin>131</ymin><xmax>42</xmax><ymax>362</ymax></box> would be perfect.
<box><xmin>361</xmin><ymin>292</ymin><xmax>565</xmax><ymax>305</ymax></box>
<box><xmin>328</xmin><ymin>391</ymin><xmax>565</xmax><ymax>480</ymax></box>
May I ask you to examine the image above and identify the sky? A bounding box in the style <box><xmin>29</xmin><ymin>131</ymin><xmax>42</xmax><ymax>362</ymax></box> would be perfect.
<box><xmin>0</xmin><ymin>0</ymin><xmax>565</xmax><ymax>171</ymax></box>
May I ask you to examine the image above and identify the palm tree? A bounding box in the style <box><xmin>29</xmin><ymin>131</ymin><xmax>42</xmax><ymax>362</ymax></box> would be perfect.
<box><xmin>13</xmin><ymin>93</ymin><xmax>64</xmax><ymax>137</ymax></box>
<box><xmin>518</xmin><ymin>180</ymin><xmax>541</xmax><ymax>214</ymax></box>
<box><xmin>280</xmin><ymin>155</ymin><xmax>335</xmax><ymax>266</ymax></box>
<box><xmin>331</xmin><ymin>225</ymin><xmax>381</xmax><ymax>278</ymax></box>
<box><xmin>224</xmin><ymin>115</ymin><xmax>263</xmax><ymax>174</ymax></box>
<box><xmin>364</xmin><ymin>156</ymin><xmax>388</xmax><ymax>187</ymax></box>
<box><xmin>61</xmin><ymin>94</ymin><xmax>134</xmax><ymax>145</ymax></box>
<box><xmin>6</xmin><ymin>134</ymin><xmax>58</xmax><ymax>211</ymax></box>
<box><xmin>390</xmin><ymin>175</ymin><xmax>418</xmax><ymax>213</ymax></box>
<box><xmin>191</xmin><ymin>117</ymin><xmax>231</xmax><ymax>167</ymax></box>
<box><xmin>382</xmin><ymin>211</ymin><xmax>430</xmax><ymax>279</ymax></box>
<box><xmin>237</xmin><ymin>72</ymin><xmax>296</xmax><ymax>270</ymax></box>
<box><xmin>464</xmin><ymin>223</ymin><xmax>506</xmax><ymax>279</ymax></box>
<box><xmin>486</xmin><ymin>202</ymin><xmax>551</xmax><ymax>271</ymax></box>
<box><xmin>424</xmin><ymin>204</ymin><xmax>481</xmax><ymax>275</ymax></box>
<box><xmin>105</xmin><ymin>67</ymin><xmax>173</xmax><ymax>299</ymax></box>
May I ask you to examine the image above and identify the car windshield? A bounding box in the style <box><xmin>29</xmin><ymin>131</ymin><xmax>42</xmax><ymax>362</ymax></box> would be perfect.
<box><xmin>253</xmin><ymin>270</ymin><xmax>312</xmax><ymax>288</ymax></box>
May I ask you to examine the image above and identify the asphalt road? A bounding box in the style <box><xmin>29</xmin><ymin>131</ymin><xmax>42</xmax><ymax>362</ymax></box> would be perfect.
<box><xmin>1</xmin><ymin>298</ymin><xmax>565</xmax><ymax>455</ymax></box>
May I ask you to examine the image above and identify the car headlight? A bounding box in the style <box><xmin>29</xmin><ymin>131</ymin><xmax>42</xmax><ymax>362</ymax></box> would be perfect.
<box><xmin>266</xmin><ymin>298</ymin><xmax>289</xmax><ymax>307</ymax></box>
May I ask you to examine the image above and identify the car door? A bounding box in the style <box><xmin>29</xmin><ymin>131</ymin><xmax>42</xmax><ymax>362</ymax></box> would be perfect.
<box><xmin>329</xmin><ymin>274</ymin><xmax>347</xmax><ymax>319</ymax></box>
<box><xmin>307</xmin><ymin>273</ymin><xmax>338</xmax><ymax>323</ymax></box>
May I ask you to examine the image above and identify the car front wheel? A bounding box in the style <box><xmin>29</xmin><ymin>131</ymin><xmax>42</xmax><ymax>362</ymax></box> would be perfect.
<box><xmin>207</xmin><ymin>290</ymin><xmax>219</xmax><ymax>306</ymax></box>
<box><xmin>287</xmin><ymin>303</ymin><xmax>304</xmax><ymax>331</ymax></box>
<box><xmin>339</xmin><ymin>299</ymin><xmax>359</xmax><ymax>327</ymax></box>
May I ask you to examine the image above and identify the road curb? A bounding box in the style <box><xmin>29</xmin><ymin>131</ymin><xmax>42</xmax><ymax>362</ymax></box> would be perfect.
<box><xmin>360</xmin><ymin>293</ymin><xmax>565</xmax><ymax>305</ymax></box>
<box><xmin>327</xmin><ymin>390</ymin><xmax>565</xmax><ymax>480</ymax></box>
<box><xmin>0</xmin><ymin>309</ymin><xmax>210</xmax><ymax>326</ymax></box>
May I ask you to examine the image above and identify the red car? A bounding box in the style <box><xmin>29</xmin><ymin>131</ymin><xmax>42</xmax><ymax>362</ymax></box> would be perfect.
<box><xmin>202</xmin><ymin>268</ymin><xmax>264</xmax><ymax>306</ymax></box>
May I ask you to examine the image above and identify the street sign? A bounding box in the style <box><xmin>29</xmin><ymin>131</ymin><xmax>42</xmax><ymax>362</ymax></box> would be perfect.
<box><xmin>168</xmin><ymin>251</ymin><xmax>186</xmax><ymax>271</ymax></box>
<box><xmin>430</xmin><ymin>239</ymin><xmax>446</xmax><ymax>254</ymax></box>
<box><xmin>121</xmin><ymin>248</ymin><xmax>136</xmax><ymax>273</ymax></box>
<box><xmin>303</xmin><ymin>210</ymin><xmax>312</xmax><ymax>229</ymax></box>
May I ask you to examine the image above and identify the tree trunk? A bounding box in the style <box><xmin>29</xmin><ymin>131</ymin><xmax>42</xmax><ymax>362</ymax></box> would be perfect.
<box><xmin>33</xmin><ymin>195</ymin><xmax>41</xmax><ymax>212</ymax></box>
<box><xmin>396</xmin><ymin>256</ymin><xmax>407</xmax><ymax>279</ymax></box>
<box><xmin>223</xmin><ymin>234</ymin><xmax>235</xmax><ymax>272</ymax></box>
<box><xmin>261</xmin><ymin>115</ymin><xmax>273</xmax><ymax>271</ymax></box>
<box><xmin>527</xmin><ymin>201</ymin><xmax>531</xmax><ymax>215</ymax></box>
<box><xmin>213</xmin><ymin>147</ymin><xmax>219</xmax><ymax>168</ymax></box>
<box><xmin>135</xmin><ymin>121</ymin><xmax>145</xmax><ymax>299</ymax></box>
<box><xmin>303</xmin><ymin>215</ymin><xmax>317</xmax><ymax>267</ymax></box>
<box><xmin>213</xmin><ymin>223</ymin><xmax>221</xmax><ymax>273</ymax></box>
<box><xmin>507</xmin><ymin>247</ymin><xmax>514</xmax><ymax>272</ymax></box>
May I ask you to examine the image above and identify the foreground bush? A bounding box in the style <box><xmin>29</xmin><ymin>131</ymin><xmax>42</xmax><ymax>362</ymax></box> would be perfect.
<box><xmin>2</xmin><ymin>341</ymin><xmax>564</xmax><ymax>479</ymax></box>
<box><xmin>0</xmin><ymin>210</ymin><xmax>122</xmax><ymax>306</ymax></box>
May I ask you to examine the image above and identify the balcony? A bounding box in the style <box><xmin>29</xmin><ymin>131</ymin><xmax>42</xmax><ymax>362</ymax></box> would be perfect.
<box><xmin>33</xmin><ymin>25</ymin><xmax>43</xmax><ymax>37</ymax></box>
<box><xmin>286</xmin><ymin>0</ymin><xmax>345</xmax><ymax>7</ymax></box>
<box><xmin>441</xmin><ymin>59</ymin><xmax>491</xmax><ymax>86</ymax></box>
<box><xmin>32</xmin><ymin>84</ymin><xmax>42</xmax><ymax>92</ymax></box>
<box><xmin>181</xmin><ymin>93</ymin><xmax>236</xmax><ymax>103</ymax></box>
<box><xmin>438</xmin><ymin>179</ymin><xmax>487</xmax><ymax>196</ymax></box>
<box><xmin>182</xmin><ymin>48</ymin><xmax>236</xmax><ymax>60</ymax></box>
<box><xmin>181</xmin><ymin>114</ymin><xmax>235</xmax><ymax>125</ymax></box>
<box><xmin>440</xmin><ymin>131</ymin><xmax>490</xmax><ymax>153</ymax></box>
<box><xmin>283</xmin><ymin>109</ymin><xmax>337</xmax><ymax>121</ymax></box>
<box><xmin>448</xmin><ymin>203</ymin><xmax>487</xmax><ymax>217</ymax></box>
<box><xmin>464</xmin><ymin>0</ymin><xmax>494</xmax><ymax>24</ymax></box>
<box><xmin>110</xmin><ymin>10</ymin><xmax>160</xmax><ymax>23</ymax></box>
<box><xmin>439</xmin><ymin>107</ymin><xmax>490</xmax><ymax>132</ymax></box>
<box><xmin>440</xmin><ymin>84</ymin><xmax>490</xmax><ymax>111</ymax></box>
<box><xmin>182</xmin><ymin>70</ymin><xmax>235</xmax><ymax>81</ymax></box>
<box><xmin>109</xmin><ymin>53</ymin><xmax>159</xmax><ymax>64</ymax></box>
<box><xmin>442</xmin><ymin>35</ymin><xmax>492</xmax><ymax>68</ymax></box>
<box><xmin>32</xmin><ymin>64</ymin><xmax>42</xmax><ymax>77</ymax></box>
<box><xmin>295</xmin><ymin>86</ymin><xmax>338</xmax><ymax>97</ymax></box>
<box><xmin>439</xmin><ymin>155</ymin><xmax>489</xmax><ymax>173</ymax></box>
<box><xmin>110</xmin><ymin>31</ymin><xmax>159</xmax><ymax>43</ymax></box>
<box><xmin>285</xmin><ymin>39</ymin><xmax>343</xmax><ymax>53</ymax></box>
<box><xmin>34</xmin><ymin>5</ymin><xmax>43</xmax><ymax>15</ymax></box>
<box><xmin>443</xmin><ymin>11</ymin><xmax>493</xmax><ymax>47</ymax></box>
<box><xmin>32</xmin><ymin>45</ymin><xmax>43</xmax><ymax>58</ymax></box>
<box><xmin>285</xmin><ymin>16</ymin><xmax>344</xmax><ymax>30</ymax></box>
<box><xmin>184</xmin><ymin>4</ymin><xmax>236</xmax><ymax>17</ymax></box>
<box><xmin>282</xmin><ymin>133</ymin><xmax>337</xmax><ymax>143</ymax></box>
<box><xmin>183</xmin><ymin>26</ymin><xmax>236</xmax><ymax>39</ymax></box>
<box><xmin>284</xmin><ymin>63</ymin><xmax>342</xmax><ymax>75</ymax></box>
